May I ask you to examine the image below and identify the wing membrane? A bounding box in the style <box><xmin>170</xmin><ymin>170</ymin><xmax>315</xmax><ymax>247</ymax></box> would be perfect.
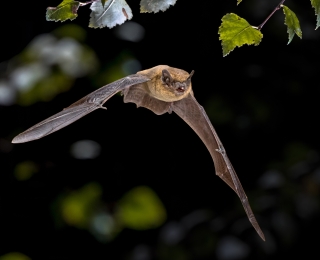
<box><xmin>12</xmin><ymin>74</ymin><xmax>150</xmax><ymax>143</ymax></box>
<box><xmin>172</xmin><ymin>93</ymin><xmax>265</xmax><ymax>241</ymax></box>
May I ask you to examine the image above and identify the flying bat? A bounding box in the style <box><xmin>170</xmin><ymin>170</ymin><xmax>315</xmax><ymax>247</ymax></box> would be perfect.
<box><xmin>12</xmin><ymin>65</ymin><xmax>265</xmax><ymax>241</ymax></box>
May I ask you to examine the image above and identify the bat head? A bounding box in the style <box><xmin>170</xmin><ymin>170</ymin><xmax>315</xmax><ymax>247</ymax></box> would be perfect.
<box><xmin>161</xmin><ymin>69</ymin><xmax>194</xmax><ymax>96</ymax></box>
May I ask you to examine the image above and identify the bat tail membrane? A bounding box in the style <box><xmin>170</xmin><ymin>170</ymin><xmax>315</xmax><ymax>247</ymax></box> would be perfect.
<box><xmin>12</xmin><ymin>104</ymin><xmax>100</xmax><ymax>143</ymax></box>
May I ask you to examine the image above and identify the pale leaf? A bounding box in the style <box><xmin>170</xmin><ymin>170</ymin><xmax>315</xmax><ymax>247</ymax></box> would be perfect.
<box><xmin>89</xmin><ymin>0</ymin><xmax>133</xmax><ymax>29</ymax></box>
<box><xmin>140</xmin><ymin>0</ymin><xmax>177</xmax><ymax>13</ymax></box>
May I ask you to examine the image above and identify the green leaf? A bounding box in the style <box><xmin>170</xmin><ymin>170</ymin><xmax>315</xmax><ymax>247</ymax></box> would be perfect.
<box><xmin>140</xmin><ymin>0</ymin><xmax>177</xmax><ymax>13</ymax></box>
<box><xmin>46</xmin><ymin>0</ymin><xmax>80</xmax><ymax>22</ymax></box>
<box><xmin>218</xmin><ymin>13</ymin><xmax>263</xmax><ymax>57</ymax></box>
<box><xmin>89</xmin><ymin>0</ymin><xmax>133</xmax><ymax>29</ymax></box>
<box><xmin>310</xmin><ymin>0</ymin><xmax>320</xmax><ymax>29</ymax></box>
<box><xmin>282</xmin><ymin>5</ymin><xmax>302</xmax><ymax>44</ymax></box>
<box><xmin>237</xmin><ymin>0</ymin><xmax>242</xmax><ymax>4</ymax></box>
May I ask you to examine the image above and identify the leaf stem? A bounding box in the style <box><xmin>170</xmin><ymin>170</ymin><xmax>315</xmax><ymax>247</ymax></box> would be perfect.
<box><xmin>257</xmin><ymin>0</ymin><xmax>286</xmax><ymax>30</ymax></box>
<box><xmin>79</xmin><ymin>0</ymin><xmax>97</xmax><ymax>6</ymax></box>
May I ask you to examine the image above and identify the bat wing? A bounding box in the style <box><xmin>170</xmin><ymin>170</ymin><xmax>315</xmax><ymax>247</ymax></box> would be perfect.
<box><xmin>172</xmin><ymin>92</ymin><xmax>265</xmax><ymax>241</ymax></box>
<box><xmin>12</xmin><ymin>74</ymin><xmax>150</xmax><ymax>143</ymax></box>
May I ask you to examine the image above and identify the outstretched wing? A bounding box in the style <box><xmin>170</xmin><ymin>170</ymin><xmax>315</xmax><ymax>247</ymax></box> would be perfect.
<box><xmin>12</xmin><ymin>74</ymin><xmax>150</xmax><ymax>143</ymax></box>
<box><xmin>172</xmin><ymin>92</ymin><xmax>265</xmax><ymax>241</ymax></box>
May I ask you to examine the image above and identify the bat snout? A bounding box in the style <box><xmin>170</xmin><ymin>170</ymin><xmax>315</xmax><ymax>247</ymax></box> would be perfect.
<box><xmin>174</xmin><ymin>82</ymin><xmax>186</xmax><ymax>93</ymax></box>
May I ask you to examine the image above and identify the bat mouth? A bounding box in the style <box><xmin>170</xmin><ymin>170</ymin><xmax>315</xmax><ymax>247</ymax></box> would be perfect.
<box><xmin>174</xmin><ymin>82</ymin><xmax>186</xmax><ymax>94</ymax></box>
<box><xmin>176</xmin><ymin>86</ymin><xmax>185</xmax><ymax>93</ymax></box>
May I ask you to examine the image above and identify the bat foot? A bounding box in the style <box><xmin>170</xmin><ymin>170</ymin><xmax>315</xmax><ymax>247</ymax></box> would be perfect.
<box><xmin>99</xmin><ymin>105</ymin><xmax>107</xmax><ymax>110</ymax></box>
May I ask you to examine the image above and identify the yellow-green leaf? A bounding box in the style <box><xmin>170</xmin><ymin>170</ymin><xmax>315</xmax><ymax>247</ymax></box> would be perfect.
<box><xmin>282</xmin><ymin>5</ymin><xmax>302</xmax><ymax>44</ymax></box>
<box><xmin>46</xmin><ymin>0</ymin><xmax>80</xmax><ymax>22</ymax></box>
<box><xmin>237</xmin><ymin>0</ymin><xmax>242</xmax><ymax>4</ymax></box>
<box><xmin>311</xmin><ymin>0</ymin><xmax>320</xmax><ymax>29</ymax></box>
<box><xmin>218</xmin><ymin>13</ymin><xmax>263</xmax><ymax>57</ymax></box>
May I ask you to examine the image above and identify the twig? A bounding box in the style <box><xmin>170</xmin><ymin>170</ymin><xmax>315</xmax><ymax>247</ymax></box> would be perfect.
<box><xmin>257</xmin><ymin>0</ymin><xmax>286</xmax><ymax>30</ymax></box>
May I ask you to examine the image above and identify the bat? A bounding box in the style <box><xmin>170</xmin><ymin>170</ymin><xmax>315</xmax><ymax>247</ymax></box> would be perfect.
<box><xmin>12</xmin><ymin>65</ymin><xmax>265</xmax><ymax>241</ymax></box>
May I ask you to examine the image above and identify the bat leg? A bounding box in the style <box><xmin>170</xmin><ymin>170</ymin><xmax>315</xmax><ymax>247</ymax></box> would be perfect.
<box><xmin>168</xmin><ymin>103</ymin><xmax>173</xmax><ymax>114</ymax></box>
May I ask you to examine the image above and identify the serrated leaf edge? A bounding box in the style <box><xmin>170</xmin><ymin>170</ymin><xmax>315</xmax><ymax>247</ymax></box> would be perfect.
<box><xmin>282</xmin><ymin>5</ymin><xmax>302</xmax><ymax>44</ymax></box>
<box><xmin>140</xmin><ymin>0</ymin><xmax>177</xmax><ymax>13</ymax></box>
<box><xmin>46</xmin><ymin>1</ymin><xmax>80</xmax><ymax>22</ymax></box>
<box><xmin>310</xmin><ymin>0</ymin><xmax>320</xmax><ymax>29</ymax></box>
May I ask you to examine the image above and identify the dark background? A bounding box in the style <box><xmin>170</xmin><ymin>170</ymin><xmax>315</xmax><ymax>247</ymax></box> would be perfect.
<box><xmin>1</xmin><ymin>0</ymin><xmax>320</xmax><ymax>259</ymax></box>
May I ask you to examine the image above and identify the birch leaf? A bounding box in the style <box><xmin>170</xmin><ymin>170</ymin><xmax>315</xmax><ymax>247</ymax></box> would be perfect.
<box><xmin>218</xmin><ymin>13</ymin><xmax>263</xmax><ymax>57</ymax></box>
<box><xmin>311</xmin><ymin>0</ymin><xmax>320</xmax><ymax>29</ymax></box>
<box><xmin>140</xmin><ymin>0</ymin><xmax>177</xmax><ymax>13</ymax></box>
<box><xmin>283</xmin><ymin>5</ymin><xmax>302</xmax><ymax>44</ymax></box>
<box><xmin>89</xmin><ymin>0</ymin><xmax>133</xmax><ymax>29</ymax></box>
<box><xmin>46</xmin><ymin>0</ymin><xmax>80</xmax><ymax>22</ymax></box>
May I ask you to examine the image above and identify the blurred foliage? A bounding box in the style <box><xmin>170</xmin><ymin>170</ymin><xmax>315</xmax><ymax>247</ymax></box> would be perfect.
<box><xmin>0</xmin><ymin>24</ymin><xmax>98</xmax><ymax>106</ymax></box>
<box><xmin>52</xmin><ymin>183</ymin><xmax>166</xmax><ymax>242</ymax></box>
<box><xmin>116</xmin><ymin>186</ymin><xmax>167</xmax><ymax>230</ymax></box>
<box><xmin>0</xmin><ymin>253</ymin><xmax>31</xmax><ymax>260</ymax></box>
<box><xmin>13</xmin><ymin>161</ymin><xmax>38</xmax><ymax>181</ymax></box>
<box><xmin>59</xmin><ymin>182</ymin><xmax>102</xmax><ymax>228</ymax></box>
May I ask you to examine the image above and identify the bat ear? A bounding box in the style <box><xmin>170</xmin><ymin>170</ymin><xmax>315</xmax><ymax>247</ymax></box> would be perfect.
<box><xmin>186</xmin><ymin>70</ymin><xmax>195</xmax><ymax>83</ymax></box>
<box><xmin>162</xmin><ymin>69</ymin><xmax>173</xmax><ymax>84</ymax></box>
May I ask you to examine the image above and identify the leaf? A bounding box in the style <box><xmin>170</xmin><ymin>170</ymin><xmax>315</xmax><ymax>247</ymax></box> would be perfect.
<box><xmin>310</xmin><ymin>0</ymin><xmax>320</xmax><ymax>29</ymax></box>
<box><xmin>101</xmin><ymin>0</ymin><xmax>108</xmax><ymax>7</ymax></box>
<box><xmin>237</xmin><ymin>0</ymin><xmax>242</xmax><ymax>4</ymax></box>
<box><xmin>282</xmin><ymin>5</ymin><xmax>302</xmax><ymax>44</ymax></box>
<box><xmin>140</xmin><ymin>0</ymin><xmax>177</xmax><ymax>13</ymax></box>
<box><xmin>89</xmin><ymin>0</ymin><xmax>133</xmax><ymax>28</ymax></box>
<box><xmin>218</xmin><ymin>13</ymin><xmax>263</xmax><ymax>57</ymax></box>
<box><xmin>46</xmin><ymin>0</ymin><xmax>80</xmax><ymax>22</ymax></box>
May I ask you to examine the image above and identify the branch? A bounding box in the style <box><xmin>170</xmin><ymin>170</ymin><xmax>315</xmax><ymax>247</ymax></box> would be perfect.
<box><xmin>257</xmin><ymin>0</ymin><xmax>286</xmax><ymax>30</ymax></box>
